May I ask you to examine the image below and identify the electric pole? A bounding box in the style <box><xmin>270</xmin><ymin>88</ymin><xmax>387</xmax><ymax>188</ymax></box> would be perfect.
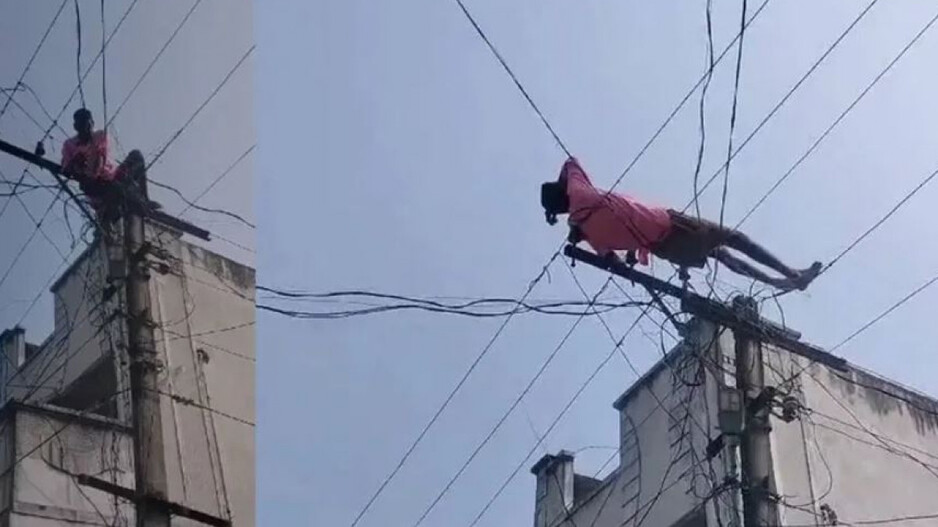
<box><xmin>123</xmin><ymin>176</ymin><xmax>171</xmax><ymax>527</ymax></box>
<box><xmin>732</xmin><ymin>296</ymin><xmax>779</xmax><ymax>527</ymax></box>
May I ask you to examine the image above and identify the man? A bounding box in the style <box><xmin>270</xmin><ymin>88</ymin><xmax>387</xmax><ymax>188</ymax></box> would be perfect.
<box><xmin>61</xmin><ymin>108</ymin><xmax>151</xmax><ymax>223</ymax></box>
<box><xmin>541</xmin><ymin>157</ymin><xmax>822</xmax><ymax>291</ymax></box>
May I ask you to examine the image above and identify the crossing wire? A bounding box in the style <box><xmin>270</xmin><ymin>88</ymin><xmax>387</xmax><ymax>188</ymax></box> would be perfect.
<box><xmin>0</xmin><ymin>0</ymin><xmax>69</xmax><ymax>124</ymax></box>
<box><xmin>734</xmin><ymin>6</ymin><xmax>938</xmax><ymax>228</ymax></box>
<box><xmin>680</xmin><ymin>0</ymin><xmax>881</xmax><ymax>215</ymax></box>
<box><xmin>348</xmin><ymin>2</ymin><xmax>772</xmax><ymax>524</ymax></box>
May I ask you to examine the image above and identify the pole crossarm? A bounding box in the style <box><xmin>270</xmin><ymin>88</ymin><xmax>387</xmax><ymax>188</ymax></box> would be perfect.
<box><xmin>563</xmin><ymin>245</ymin><xmax>847</xmax><ymax>371</ymax></box>
<box><xmin>0</xmin><ymin>138</ymin><xmax>210</xmax><ymax>240</ymax></box>
<box><xmin>76</xmin><ymin>474</ymin><xmax>231</xmax><ymax>527</ymax></box>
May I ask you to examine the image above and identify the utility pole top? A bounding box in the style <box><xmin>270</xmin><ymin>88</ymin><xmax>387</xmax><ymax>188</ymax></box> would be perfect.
<box><xmin>563</xmin><ymin>245</ymin><xmax>846</xmax><ymax>371</ymax></box>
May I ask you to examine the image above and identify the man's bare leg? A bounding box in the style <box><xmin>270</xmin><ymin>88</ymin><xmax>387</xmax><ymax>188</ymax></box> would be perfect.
<box><xmin>723</xmin><ymin>229</ymin><xmax>821</xmax><ymax>288</ymax></box>
<box><xmin>713</xmin><ymin>248</ymin><xmax>790</xmax><ymax>289</ymax></box>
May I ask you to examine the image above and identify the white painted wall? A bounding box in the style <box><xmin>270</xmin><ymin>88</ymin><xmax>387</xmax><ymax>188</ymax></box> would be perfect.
<box><xmin>0</xmin><ymin>223</ymin><xmax>255</xmax><ymax>526</ymax></box>
<box><xmin>532</xmin><ymin>320</ymin><xmax>938</xmax><ymax>527</ymax></box>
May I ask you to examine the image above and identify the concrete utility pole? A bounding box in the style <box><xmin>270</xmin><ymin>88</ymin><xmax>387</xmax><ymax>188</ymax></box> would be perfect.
<box><xmin>0</xmin><ymin>136</ymin><xmax>229</xmax><ymax>526</ymax></box>
<box><xmin>123</xmin><ymin>177</ymin><xmax>171</xmax><ymax>527</ymax></box>
<box><xmin>561</xmin><ymin>246</ymin><xmax>843</xmax><ymax>527</ymax></box>
<box><xmin>732</xmin><ymin>297</ymin><xmax>779</xmax><ymax>527</ymax></box>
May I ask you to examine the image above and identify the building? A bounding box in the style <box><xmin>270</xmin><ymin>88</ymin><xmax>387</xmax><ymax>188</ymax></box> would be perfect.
<box><xmin>530</xmin><ymin>318</ymin><xmax>938</xmax><ymax>527</ymax></box>
<box><xmin>0</xmin><ymin>223</ymin><xmax>255</xmax><ymax>526</ymax></box>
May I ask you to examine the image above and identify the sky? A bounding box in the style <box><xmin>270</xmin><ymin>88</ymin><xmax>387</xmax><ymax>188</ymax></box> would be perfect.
<box><xmin>6</xmin><ymin>1</ymin><xmax>938</xmax><ymax>527</ymax></box>
<box><xmin>257</xmin><ymin>0</ymin><xmax>938</xmax><ymax>526</ymax></box>
<box><xmin>0</xmin><ymin>0</ymin><xmax>255</xmax><ymax>342</ymax></box>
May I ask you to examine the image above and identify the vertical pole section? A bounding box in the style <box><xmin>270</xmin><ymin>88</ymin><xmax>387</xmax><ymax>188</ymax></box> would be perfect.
<box><xmin>124</xmin><ymin>192</ymin><xmax>170</xmax><ymax>527</ymax></box>
<box><xmin>733</xmin><ymin>297</ymin><xmax>778</xmax><ymax>527</ymax></box>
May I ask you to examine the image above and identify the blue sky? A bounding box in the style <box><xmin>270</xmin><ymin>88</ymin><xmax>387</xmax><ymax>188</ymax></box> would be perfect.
<box><xmin>258</xmin><ymin>0</ymin><xmax>938</xmax><ymax>525</ymax></box>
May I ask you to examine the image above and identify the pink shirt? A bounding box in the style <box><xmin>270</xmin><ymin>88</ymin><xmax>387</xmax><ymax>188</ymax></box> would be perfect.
<box><xmin>563</xmin><ymin>158</ymin><xmax>672</xmax><ymax>265</ymax></box>
<box><xmin>61</xmin><ymin>130</ymin><xmax>116</xmax><ymax>182</ymax></box>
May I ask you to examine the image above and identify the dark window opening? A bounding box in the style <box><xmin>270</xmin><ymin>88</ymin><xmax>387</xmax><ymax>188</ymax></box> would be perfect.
<box><xmin>49</xmin><ymin>356</ymin><xmax>118</xmax><ymax>419</ymax></box>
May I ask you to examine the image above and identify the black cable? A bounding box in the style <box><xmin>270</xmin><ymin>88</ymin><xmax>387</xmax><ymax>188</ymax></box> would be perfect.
<box><xmin>0</xmin><ymin>88</ymin><xmax>51</xmax><ymax>135</ymax></box>
<box><xmin>149</xmin><ymin>179</ymin><xmax>255</xmax><ymax>229</ymax></box>
<box><xmin>146</xmin><ymin>44</ymin><xmax>255</xmax><ymax>170</ymax></box>
<box><xmin>346</xmin><ymin>250</ymin><xmax>562</xmax><ymax>527</ymax></box>
<box><xmin>825</xmin><ymin>164</ymin><xmax>938</xmax><ymax>273</ymax></box>
<box><xmin>735</xmin><ymin>3</ymin><xmax>936</xmax><ymax>227</ymax></box>
<box><xmin>467</xmin><ymin>302</ymin><xmax>657</xmax><ymax>527</ymax></box>
<box><xmin>106</xmin><ymin>0</ymin><xmax>204</xmax><ymax>129</ymax></box>
<box><xmin>351</xmin><ymin>2</ymin><xmax>771</xmax><ymax>521</ymax></box>
<box><xmin>179</xmin><ymin>143</ymin><xmax>254</xmax><ymax>217</ymax></box>
<box><xmin>719</xmin><ymin>0</ymin><xmax>747</xmax><ymax>229</ymax></box>
<box><xmin>409</xmin><ymin>280</ymin><xmax>614</xmax><ymax>526</ymax></box>
<box><xmin>74</xmin><ymin>0</ymin><xmax>86</xmax><ymax>108</ymax></box>
<box><xmin>692</xmin><ymin>0</ymin><xmax>716</xmax><ymax>220</ymax></box>
<box><xmin>606</xmin><ymin>0</ymin><xmax>772</xmax><ymax>200</ymax></box>
<box><xmin>42</xmin><ymin>0</ymin><xmax>140</xmax><ymax>143</ymax></box>
<box><xmin>453</xmin><ymin>0</ymin><xmax>569</xmax><ymax>157</ymax></box>
<box><xmin>100</xmin><ymin>0</ymin><xmax>107</xmax><ymax>129</ymax></box>
<box><xmin>0</xmin><ymin>0</ymin><xmax>69</xmax><ymax>123</ymax></box>
<box><xmin>682</xmin><ymin>0</ymin><xmax>882</xmax><ymax>215</ymax></box>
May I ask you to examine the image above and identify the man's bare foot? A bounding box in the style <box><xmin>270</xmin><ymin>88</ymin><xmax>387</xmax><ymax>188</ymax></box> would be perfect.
<box><xmin>794</xmin><ymin>262</ymin><xmax>823</xmax><ymax>291</ymax></box>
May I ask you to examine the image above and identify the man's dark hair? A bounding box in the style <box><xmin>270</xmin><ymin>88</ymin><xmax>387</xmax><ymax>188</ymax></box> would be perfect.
<box><xmin>541</xmin><ymin>181</ymin><xmax>568</xmax><ymax>225</ymax></box>
<box><xmin>73</xmin><ymin>108</ymin><xmax>92</xmax><ymax>122</ymax></box>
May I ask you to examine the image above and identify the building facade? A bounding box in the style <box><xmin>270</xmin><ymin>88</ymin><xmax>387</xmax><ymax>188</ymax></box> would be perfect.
<box><xmin>0</xmin><ymin>224</ymin><xmax>255</xmax><ymax>526</ymax></box>
<box><xmin>531</xmin><ymin>319</ymin><xmax>938</xmax><ymax>527</ymax></box>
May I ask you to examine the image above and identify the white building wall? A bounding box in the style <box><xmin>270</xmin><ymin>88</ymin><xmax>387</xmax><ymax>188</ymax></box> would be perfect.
<box><xmin>534</xmin><ymin>318</ymin><xmax>938</xmax><ymax>527</ymax></box>
<box><xmin>0</xmin><ymin>224</ymin><xmax>255</xmax><ymax>526</ymax></box>
<box><xmin>4</xmin><ymin>405</ymin><xmax>134</xmax><ymax>527</ymax></box>
<box><xmin>764</xmin><ymin>348</ymin><xmax>938</xmax><ymax>526</ymax></box>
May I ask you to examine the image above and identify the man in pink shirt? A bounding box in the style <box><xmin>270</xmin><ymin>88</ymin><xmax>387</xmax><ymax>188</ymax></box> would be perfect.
<box><xmin>61</xmin><ymin>108</ymin><xmax>150</xmax><ymax>221</ymax></box>
<box><xmin>541</xmin><ymin>157</ymin><xmax>821</xmax><ymax>291</ymax></box>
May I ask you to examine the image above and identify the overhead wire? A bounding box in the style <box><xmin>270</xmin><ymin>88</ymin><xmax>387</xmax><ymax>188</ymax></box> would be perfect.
<box><xmin>105</xmin><ymin>0</ymin><xmax>204</xmax><ymax>129</ymax></box>
<box><xmin>681</xmin><ymin>0</ymin><xmax>881</xmax><ymax>215</ymax></box>
<box><xmin>692</xmin><ymin>0</ymin><xmax>716</xmax><ymax>221</ymax></box>
<box><xmin>99</xmin><ymin>0</ymin><xmax>107</xmax><ymax>129</ymax></box>
<box><xmin>350</xmin><ymin>1</ymin><xmax>771</xmax><ymax>523</ymax></box>
<box><xmin>146</xmin><ymin>44</ymin><xmax>255</xmax><ymax>170</ymax></box>
<box><xmin>179</xmin><ymin>143</ymin><xmax>254</xmax><ymax>217</ymax></box>
<box><xmin>467</xmin><ymin>301</ymin><xmax>659</xmax><ymax>527</ymax></box>
<box><xmin>453</xmin><ymin>0</ymin><xmax>569</xmax><ymax>157</ymax></box>
<box><xmin>734</xmin><ymin>5</ymin><xmax>938</xmax><ymax>228</ymax></box>
<box><xmin>0</xmin><ymin>0</ymin><xmax>69</xmax><ymax>124</ymax></box>
<box><xmin>409</xmin><ymin>278</ymin><xmax>615</xmax><ymax>526</ymax></box>
<box><xmin>73</xmin><ymin>0</ymin><xmax>86</xmax><ymax>108</ymax></box>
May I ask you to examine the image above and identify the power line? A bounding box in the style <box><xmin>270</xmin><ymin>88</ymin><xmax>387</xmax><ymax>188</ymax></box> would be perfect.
<box><xmin>719</xmin><ymin>0</ymin><xmax>748</xmax><ymax>227</ymax></box>
<box><xmin>692</xmin><ymin>0</ymin><xmax>717</xmax><ymax>220</ymax></box>
<box><xmin>467</xmin><ymin>302</ymin><xmax>657</xmax><ymax>527</ymax></box>
<box><xmin>735</xmin><ymin>4</ymin><xmax>938</xmax><ymax>227</ymax></box>
<box><xmin>453</xmin><ymin>0</ymin><xmax>569</xmax><ymax>156</ymax></box>
<box><xmin>100</xmin><ymin>0</ymin><xmax>108</xmax><ymax>129</ymax></box>
<box><xmin>146</xmin><ymin>44</ymin><xmax>255</xmax><ymax>169</ymax></box>
<box><xmin>42</xmin><ymin>0</ymin><xmax>141</xmax><ymax>143</ymax></box>
<box><xmin>682</xmin><ymin>0</ymin><xmax>882</xmax><ymax>215</ymax></box>
<box><xmin>832</xmin><ymin>271</ymin><xmax>938</xmax><ymax>353</ymax></box>
<box><xmin>350</xmin><ymin>1</ymin><xmax>770</xmax><ymax>522</ymax></box>
<box><xmin>106</xmin><ymin>0</ymin><xmax>204</xmax><ymax>129</ymax></box>
<box><xmin>605</xmin><ymin>0</ymin><xmax>772</xmax><ymax>201</ymax></box>
<box><xmin>410</xmin><ymin>278</ymin><xmax>615</xmax><ymax>526</ymax></box>
<box><xmin>178</xmin><ymin>143</ymin><xmax>254</xmax><ymax>217</ymax></box>
<box><xmin>149</xmin><ymin>179</ymin><xmax>255</xmax><ymax>229</ymax></box>
<box><xmin>0</xmin><ymin>0</ymin><xmax>69</xmax><ymax>124</ymax></box>
<box><xmin>824</xmin><ymin>163</ymin><xmax>938</xmax><ymax>273</ymax></box>
<box><xmin>73</xmin><ymin>0</ymin><xmax>86</xmax><ymax>108</ymax></box>
<box><xmin>346</xmin><ymin>250</ymin><xmax>561</xmax><ymax>527</ymax></box>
